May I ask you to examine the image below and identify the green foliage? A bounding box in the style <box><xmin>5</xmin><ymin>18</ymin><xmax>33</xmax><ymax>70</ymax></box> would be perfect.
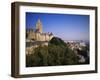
<box><xmin>49</xmin><ymin>37</ymin><xmax>67</xmax><ymax>46</ymax></box>
<box><xmin>26</xmin><ymin>37</ymin><xmax>79</xmax><ymax>67</ymax></box>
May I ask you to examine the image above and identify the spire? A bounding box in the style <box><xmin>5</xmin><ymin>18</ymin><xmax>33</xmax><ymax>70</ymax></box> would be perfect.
<box><xmin>36</xmin><ymin>19</ymin><xmax>42</xmax><ymax>33</ymax></box>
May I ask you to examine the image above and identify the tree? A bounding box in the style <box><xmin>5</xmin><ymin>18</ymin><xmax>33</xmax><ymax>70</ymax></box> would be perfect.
<box><xmin>49</xmin><ymin>37</ymin><xmax>67</xmax><ymax>46</ymax></box>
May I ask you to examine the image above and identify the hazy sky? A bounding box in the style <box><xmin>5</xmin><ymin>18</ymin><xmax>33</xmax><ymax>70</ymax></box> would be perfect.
<box><xmin>26</xmin><ymin>12</ymin><xmax>89</xmax><ymax>41</ymax></box>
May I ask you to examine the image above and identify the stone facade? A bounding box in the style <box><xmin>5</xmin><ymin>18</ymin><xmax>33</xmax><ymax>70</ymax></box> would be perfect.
<box><xmin>26</xmin><ymin>19</ymin><xmax>54</xmax><ymax>42</ymax></box>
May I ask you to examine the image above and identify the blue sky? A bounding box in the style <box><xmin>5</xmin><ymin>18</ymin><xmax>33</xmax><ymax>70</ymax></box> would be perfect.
<box><xmin>26</xmin><ymin>12</ymin><xmax>89</xmax><ymax>41</ymax></box>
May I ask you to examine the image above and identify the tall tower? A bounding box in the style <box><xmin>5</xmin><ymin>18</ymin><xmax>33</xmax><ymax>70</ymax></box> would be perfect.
<box><xmin>36</xmin><ymin>19</ymin><xmax>42</xmax><ymax>33</ymax></box>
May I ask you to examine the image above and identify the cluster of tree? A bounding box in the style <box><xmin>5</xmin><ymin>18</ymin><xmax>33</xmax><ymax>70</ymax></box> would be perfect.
<box><xmin>26</xmin><ymin>37</ymin><xmax>80</xmax><ymax>67</ymax></box>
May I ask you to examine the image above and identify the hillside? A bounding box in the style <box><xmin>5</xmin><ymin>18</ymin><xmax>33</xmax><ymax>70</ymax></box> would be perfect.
<box><xmin>26</xmin><ymin>37</ymin><xmax>79</xmax><ymax>67</ymax></box>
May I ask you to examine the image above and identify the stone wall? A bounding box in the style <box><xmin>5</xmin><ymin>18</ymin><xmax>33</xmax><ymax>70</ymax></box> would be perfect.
<box><xmin>27</xmin><ymin>31</ymin><xmax>54</xmax><ymax>42</ymax></box>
